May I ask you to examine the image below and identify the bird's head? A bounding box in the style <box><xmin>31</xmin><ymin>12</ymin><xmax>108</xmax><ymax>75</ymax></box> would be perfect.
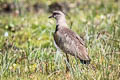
<box><xmin>49</xmin><ymin>11</ymin><xmax>67</xmax><ymax>26</ymax></box>
<box><xmin>49</xmin><ymin>11</ymin><xmax>65</xmax><ymax>20</ymax></box>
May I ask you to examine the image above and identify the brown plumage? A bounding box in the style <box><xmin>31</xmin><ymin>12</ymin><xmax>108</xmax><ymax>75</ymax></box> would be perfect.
<box><xmin>49</xmin><ymin>11</ymin><xmax>91</xmax><ymax>64</ymax></box>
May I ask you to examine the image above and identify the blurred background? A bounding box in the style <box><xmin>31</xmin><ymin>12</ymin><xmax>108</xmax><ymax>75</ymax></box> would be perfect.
<box><xmin>0</xmin><ymin>0</ymin><xmax>120</xmax><ymax>80</ymax></box>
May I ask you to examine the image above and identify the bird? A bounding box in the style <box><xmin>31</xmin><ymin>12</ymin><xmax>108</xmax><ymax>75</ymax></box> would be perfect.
<box><xmin>49</xmin><ymin>11</ymin><xmax>91</xmax><ymax>69</ymax></box>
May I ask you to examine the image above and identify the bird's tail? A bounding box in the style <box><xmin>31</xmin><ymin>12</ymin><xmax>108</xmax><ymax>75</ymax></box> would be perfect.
<box><xmin>80</xmin><ymin>59</ymin><xmax>91</xmax><ymax>64</ymax></box>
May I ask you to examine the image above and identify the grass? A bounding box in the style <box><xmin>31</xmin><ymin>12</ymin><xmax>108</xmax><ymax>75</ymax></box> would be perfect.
<box><xmin>0</xmin><ymin>0</ymin><xmax>120</xmax><ymax>80</ymax></box>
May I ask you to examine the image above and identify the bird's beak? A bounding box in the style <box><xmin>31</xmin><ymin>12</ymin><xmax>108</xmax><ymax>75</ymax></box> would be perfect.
<box><xmin>49</xmin><ymin>14</ymin><xmax>54</xmax><ymax>18</ymax></box>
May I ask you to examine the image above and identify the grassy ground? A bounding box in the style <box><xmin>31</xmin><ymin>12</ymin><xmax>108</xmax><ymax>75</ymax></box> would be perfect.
<box><xmin>0</xmin><ymin>0</ymin><xmax>120</xmax><ymax>80</ymax></box>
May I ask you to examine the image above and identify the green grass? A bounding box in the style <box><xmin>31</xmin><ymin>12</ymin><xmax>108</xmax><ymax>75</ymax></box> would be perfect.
<box><xmin>0</xmin><ymin>0</ymin><xmax>120</xmax><ymax>80</ymax></box>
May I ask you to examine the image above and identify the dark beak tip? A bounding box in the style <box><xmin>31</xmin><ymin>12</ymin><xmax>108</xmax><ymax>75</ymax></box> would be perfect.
<box><xmin>48</xmin><ymin>15</ymin><xmax>53</xmax><ymax>18</ymax></box>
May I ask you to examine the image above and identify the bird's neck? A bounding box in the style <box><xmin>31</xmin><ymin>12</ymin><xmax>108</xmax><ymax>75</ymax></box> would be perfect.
<box><xmin>56</xmin><ymin>18</ymin><xmax>68</xmax><ymax>27</ymax></box>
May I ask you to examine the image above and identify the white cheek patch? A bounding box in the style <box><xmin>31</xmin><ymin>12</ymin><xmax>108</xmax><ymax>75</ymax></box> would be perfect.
<box><xmin>54</xmin><ymin>15</ymin><xmax>56</xmax><ymax>18</ymax></box>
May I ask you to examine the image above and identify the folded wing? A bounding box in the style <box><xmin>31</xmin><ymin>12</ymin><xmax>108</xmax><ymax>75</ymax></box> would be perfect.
<box><xmin>54</xmin><ymin>27</ymin><xmax>90</xmax><ymax>62</ymax></box>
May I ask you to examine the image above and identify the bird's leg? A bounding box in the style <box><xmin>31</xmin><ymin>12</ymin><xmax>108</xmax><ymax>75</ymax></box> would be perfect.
<box><xmin>65</xmin><ymin>53</ymin><xmax>69</xmax><ymax>72</ymax></box>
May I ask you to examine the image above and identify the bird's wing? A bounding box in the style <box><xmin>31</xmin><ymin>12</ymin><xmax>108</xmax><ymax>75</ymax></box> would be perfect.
<box><xmin>54</xmin><ymin>27</ymin><xmax>90</xmax><ymax>60</ymax></box>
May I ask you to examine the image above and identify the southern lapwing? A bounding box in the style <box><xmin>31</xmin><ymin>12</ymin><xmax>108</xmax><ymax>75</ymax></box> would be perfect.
<box><xmin>49</xmin><ymin>11</ymin><xmax>91</xmax><ymax>70</ymax></box>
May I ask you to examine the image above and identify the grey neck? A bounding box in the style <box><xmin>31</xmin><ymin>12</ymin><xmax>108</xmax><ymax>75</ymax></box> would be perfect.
<box><xmin>56</xmin><ymin>17</ymin><xmax>68</xmax><ymax>27</ymax></box>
